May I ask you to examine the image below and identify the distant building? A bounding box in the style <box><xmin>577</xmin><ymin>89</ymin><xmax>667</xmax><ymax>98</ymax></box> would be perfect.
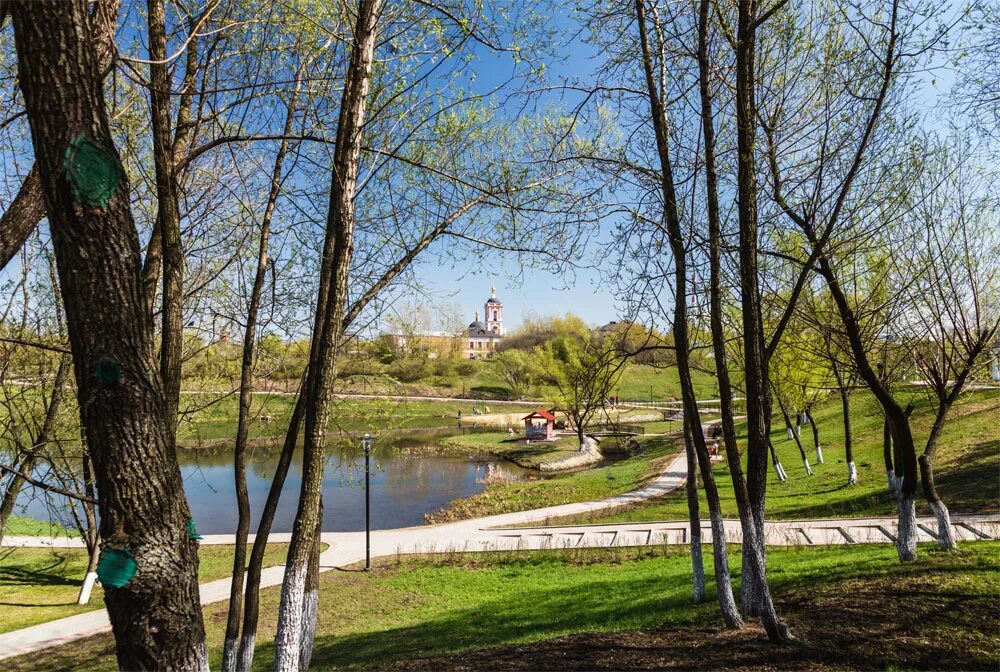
<box><xmin>465</xmin><ymin>285</ymin><xmax>505</xmax><ymax>359</ymax></box>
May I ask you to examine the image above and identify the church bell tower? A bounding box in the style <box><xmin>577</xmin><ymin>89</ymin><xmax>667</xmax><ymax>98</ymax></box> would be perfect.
<box><xmin>484</xmin><ymin>283</ymin><xmax>504</xmax><ymax>336</ymax></box>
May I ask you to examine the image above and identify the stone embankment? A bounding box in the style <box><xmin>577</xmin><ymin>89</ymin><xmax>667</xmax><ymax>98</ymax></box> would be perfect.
<box><xmin>539</xmin><ymin>436</ymin><xmax>602</xmax><ymax>471</ymax></box>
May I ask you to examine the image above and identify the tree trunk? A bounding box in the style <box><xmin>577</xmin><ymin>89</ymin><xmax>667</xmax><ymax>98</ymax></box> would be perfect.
<box><xmin>636</xmin><ymin>0</ymin><xmax>741</xmax><ymax>629</ymax></box>
<box><xmin>147</xmin><ymin>0</ymin><xmax>184</xmax><ymax>443</ymax></box>
<box><xmin>236</xmin><ymin>389</ymin><xmax>306</xmax><ymax>672</ymax></box>
<box><xmin>0</xmin><ymin>1</ymin><xmax>120</xmax><ymax>273</ymax></box>
<box><xmin>299</xmin><ymin>502</ymin><xmax>324</xmax><ymax>671</ymax></box>
<box><xmin>221</xmin><ymin>58</ymin><xmax>302</xmax><ymax>672</ymax></box>
<box><xmin>806</xmin><ymin>407</ymin><xmax>822</xmax><ymax>463</ymax></box>
<box><xmin>0</xmin><ymin>452</ymin><xmax>36</xmax><ymax>546</ymax></box>
<box><xmin>882</xmin><ymin>418</ymin><xmax>896</xmax><ymax>492</ymax></box>
<box><xmin>683</xmin><ymin>417</ymin><xmax>706</xmax><ymax>604</ymax></box>
<box><xmin>776</xmin><ymin>396</ymin><xmax>811</xmax><ymax>475</ymax></box>
<box><xmin>919</xmin><ymin>455</ymin><xmax>955</xmax><ymax>550</ymax></box>
<box><xmin>10</xmin><ymin>2</ymin><xmax>207</xmax><ymax>668</ymax></box>
<box><xmin>272</xmin><ymin>3</ymin><xmax>381</xmax><ymax>668</ymax></box>
<box><xmin>838</xmin><ymin>385</ymin><xmax>857</xmax><ymax>484</ymax></box>
<box><xmin>768</xmin><ymin>441</ymin><xmax>787</xmax><ymax>483</ymax></box>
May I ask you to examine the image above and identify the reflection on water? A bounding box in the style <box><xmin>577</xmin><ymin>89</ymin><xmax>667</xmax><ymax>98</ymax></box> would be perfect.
<box><xmin>14</xmin><ymin>427</ymin><xmax>530</xmax><ymax>535</ymax></box>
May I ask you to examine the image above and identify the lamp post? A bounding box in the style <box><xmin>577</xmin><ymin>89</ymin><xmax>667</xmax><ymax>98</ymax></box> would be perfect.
<box><xmin>363</xmin><ymin>433</ymin><xmax>372</xmax><ymax>571</ymax></box>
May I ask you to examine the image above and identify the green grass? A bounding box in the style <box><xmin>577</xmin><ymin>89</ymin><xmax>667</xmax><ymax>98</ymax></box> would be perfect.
<box><xmin>427</xmin><ymin>435</ymin><xmax>678</xmax><ymax>522</ymax></box>
<box><xmin>554</xmin><ymin>388</ymin><xmax>1000</xmax><ymax>525</ymax></box>
<box><xmin>2</xmin><ymin>515</ymin><xmax>78</xmax><ymax>538</ymax></box>
<box><xmin>613</xmin><ymin>365</ymin><xmax>716</xmax><ymax>402</ymax></box>
<box><xmin>439</xmin><ymin>432</ymin><xmax>582</xmax><ymax>468</ymax></box>
<box><xmin>10</xmin><ymin>541</ymin><xmax>999</xmax><ymax>671</ymax></box>
<box><xmin>0</xmin><ymin>543</ymin><xmax>295</xmax><ymax>634</ymax></box>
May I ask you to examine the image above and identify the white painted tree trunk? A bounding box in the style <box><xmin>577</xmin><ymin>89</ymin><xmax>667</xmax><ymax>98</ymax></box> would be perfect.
<box><xmin>815</xmin><ymin>445</ymin><xmax>824</xmax><ymax>464</ymax></box>
<box><xmin>77</xmin><ymin>571</ymin><xmax>98</xmax><ymax>605</ymax></box>
<box><xmin>930</xmin><ymin>499</ymin><xmax>956</xmax><ymax>550</ymax></box>
<box><xmin>774</xmin><ymin>461</ymin><xmax>787</xmax><ymax>483</ymax></box>
<box><xmin>896</xmin><ymin>490</ymin><xmax>917</xmax><ymax>562</ymax></box>
<box><xmin>786</xmin><ymin>428</ymin><xmax>794</xmax><ymax>440</ymax></box>
<box><xmin>847</xmin><ymin>461</ymin><xmax>858</xmax><ymax>485</ymax></box>
<box><xmin>236</xmin><ymin>633</ymin><xmax>255</xmax><ymax>672</ymax></box>
<box><xmin>299</xmin><ymin>587</ymin><xmax>319</xmax><ymax>670</ymax></box>
<box><xmin>690</xmin><ymin>534</ymin><xmax>706</xmax><ymax>604</ymax></box>
<box><xmin>802</xmin><ymin>458</ymin><xmax>812</xmax><ymax>476</ymax></box>
<box><xmin>272</xmin><ymin>563</ymin><xmax>308</xmax><ymax>672</ymax></box>
<box><xmin>886</xmin><ymin>469</ymin><xmax>897</xmax><ymax>493</ymax></box>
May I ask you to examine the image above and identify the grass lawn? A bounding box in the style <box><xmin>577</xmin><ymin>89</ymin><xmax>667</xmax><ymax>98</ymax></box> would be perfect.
<box><xmin>550</xmin><ymin>388</ymin><xmax>1000</xmax><ymax>525</ymax></box>
<box><xmin>0</xmin><ymin>543</ymin><xmax>293</xmax><ymax>634</ymax></box>
<box><xmin>613</xmin><ymin>365</ymin><xmax>716</xmax><ymax>402</ymax></box>
<box><xmin>426</xmin><ymin>435</ymin><xmax>678</xmax><ymax>523</ymax></box>
<box><xmin>9</xmin><ymin>541</ymin><xmax>998</xmax><ymax>671</ymax></box>
<box><xmin>439</xmin><ymin>432</ymin><xmax>583</xmax><ymax>468</ymax></box>
<box><xmin>2</xmin><ymin>515</ymin><xmax>78</xmax><ymax>538</ymax></box>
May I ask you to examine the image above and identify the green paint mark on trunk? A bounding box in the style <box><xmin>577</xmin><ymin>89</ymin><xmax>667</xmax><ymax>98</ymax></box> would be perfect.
<box><xmin>96</xmin><ymin>547</ymin><xmax>137</xmax><ymax>588</ymax></box>
<box><xmin>63</xmin><ymin>135</ymin><xmax>124</xmax><ymax>209</ymax></box>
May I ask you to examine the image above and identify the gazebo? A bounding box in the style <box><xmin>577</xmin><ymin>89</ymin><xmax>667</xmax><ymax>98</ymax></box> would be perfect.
<box><xmin>522</xmin><ymin>409</ymin><xmax>557</xmax><ymax>440</ymax></box>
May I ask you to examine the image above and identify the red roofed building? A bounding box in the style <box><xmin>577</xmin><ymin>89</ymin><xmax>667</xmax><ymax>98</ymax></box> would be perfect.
<box><xmin>523</xmin><ymin>409</ymin><xmax>557</xmax><ymax>440</ymax></box>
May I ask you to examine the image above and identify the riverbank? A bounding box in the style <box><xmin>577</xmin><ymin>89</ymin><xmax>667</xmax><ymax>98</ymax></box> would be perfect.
<box><xmin>8</xmin><ymin>542</ymin><xmax>997</xmax><ymax>671</ymax></box>
<box><xmin>425</xmin><ymin>434</ymin><xmax>678</xmax><ymax>523</ymax></box>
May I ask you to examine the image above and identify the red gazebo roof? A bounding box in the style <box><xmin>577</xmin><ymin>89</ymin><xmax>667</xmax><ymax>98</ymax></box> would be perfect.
<box><xmin>522</xmin><ymin>409</ymin><xmax>556</xmax><ymax>422</ymax></box>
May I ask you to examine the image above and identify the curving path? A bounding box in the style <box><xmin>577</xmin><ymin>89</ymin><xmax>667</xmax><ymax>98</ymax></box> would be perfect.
<box><xmin>2</xmin><ymin>448</ymin><xmax>998</xmax><ymax>662</ymax></box>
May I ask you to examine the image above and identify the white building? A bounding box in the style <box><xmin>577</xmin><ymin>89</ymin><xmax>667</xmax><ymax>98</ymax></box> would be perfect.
<box><xmin>465</xmin><ymin>285</ymin><xmax>505</xmax><ymax>358</ymax></box>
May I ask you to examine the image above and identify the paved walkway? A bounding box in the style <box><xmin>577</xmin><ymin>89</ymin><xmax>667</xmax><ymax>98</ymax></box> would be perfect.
<box><xmin>2</xmin><ymin>449</ymin><xmax>998</xmax><ymax>661</ymax></box>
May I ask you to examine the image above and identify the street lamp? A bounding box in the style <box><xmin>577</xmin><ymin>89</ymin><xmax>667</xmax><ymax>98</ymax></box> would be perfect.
<box><xmin>363</xmin><ymin>433</ymin><xmax>372</xmax><ymax>572</ymax></box>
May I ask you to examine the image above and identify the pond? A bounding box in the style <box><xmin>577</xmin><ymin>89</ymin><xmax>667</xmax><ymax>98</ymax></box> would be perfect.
<box><xmin>13</xmin><ymin>426</ymin><xmax>531</xmax><ymax>535</ymax></box>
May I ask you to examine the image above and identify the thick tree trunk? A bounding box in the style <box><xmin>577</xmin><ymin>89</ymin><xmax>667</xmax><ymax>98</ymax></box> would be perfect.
<box><xmin>636</xmin><ymin>0</ymin><xmax>741</xmax><ymax>630</ymax></box>
<box><xmin>273</xmin><ymin>3</ymin><xmax>381</xmax><ymax>669</ymax></box>
<box><xmin>10</xmin><ymin>2</ymin><xmax>207</xmax><ymax>668</ymax></box>
<box><xmin>0</xmin><ymin>1</ymin><xmax>120</xmax><ymax>273</ymax></box>
<box><xmin>683</xmin><ymin>418</ymin><xmax>706</xmax><ymax>604</ymax></box>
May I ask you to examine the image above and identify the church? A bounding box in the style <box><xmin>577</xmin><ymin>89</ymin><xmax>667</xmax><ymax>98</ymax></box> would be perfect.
<box><xmin>465</xmin><ymin>285</ymin><xmax>505</xmax><ymax>359</ymax></box>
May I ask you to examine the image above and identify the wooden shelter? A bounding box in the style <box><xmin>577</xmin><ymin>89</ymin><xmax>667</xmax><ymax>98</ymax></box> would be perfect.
<box><xmin>522</xmin><ymin>409</ymin><xmax>557</xmax><ymax>440</ymax></box>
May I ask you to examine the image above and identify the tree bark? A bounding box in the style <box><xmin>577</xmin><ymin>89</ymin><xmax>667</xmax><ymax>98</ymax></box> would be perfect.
<box><xmin>147</xmin><ymin>0</ymin><xmax>185</xmax><ymax>443</ymax></box>
<box><xmin>236</xmin><ymin>388</ymin><xmax>306</xmax><ymax>672</ymax></box>
<box><xmin>10</xmin><ymin>3</ymin><xmax>207</xmax><ymax>668</ymax></box>
<box><xmin>683</xmin><ymin>416</ymin><xmax>706</xmax><ymax>604</ymax></box>
<box><xmin>0</xmin><ymin>1</ymin><xmax>120</xmax><ymax>273</ymax></box>
<box><xmin>635</xmin><ymin>0</ymin><xmax>741</xmax><ymax>630</ymax></box>
<box><xmin>272</xmin><ymin>3</ymin><xmax>381</xmax><ymax>669</ymax></box>
<box><xmin>833</xmin><ymin>363</ymin><xmax>857</xmax><ymax>484</ymax></box>
<box><xmin>806</xmin><ymin>405</ymin><xmax>822</xmax><ymax>464</ymax></box>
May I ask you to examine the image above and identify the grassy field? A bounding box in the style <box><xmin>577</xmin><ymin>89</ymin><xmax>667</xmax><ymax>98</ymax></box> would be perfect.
<box><xmin>551</xmin><ymin>388</ymin><xmax>1000</xmax><ymax>525</ymax></box>
<box><xmin>9</xmin><ymin>541</ymin><xmax>998</xmax><ymax>671</ymax></box>
<box><xmin>0</xmin><ymin>543</ymin><xmax>294</xmax><ymax>633</ymax></box>
<box><xmin>426</xmin><ymin>435</ymin><xmax>677</xmax><ymax>523</ymax></box>
<box><xmin>612</xmin><ymin>365</ymin><xmax>716</xmax><ymax>402</ymax></box>
<box><xmin>438</xmin><ymin>432</ymin><xmax>582</xmax><ymax>468</ymax></box>
<box><xmin>2</xmin><ymin>515</ymin><xmax>78</xmax><ymax>538</ymax></box>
